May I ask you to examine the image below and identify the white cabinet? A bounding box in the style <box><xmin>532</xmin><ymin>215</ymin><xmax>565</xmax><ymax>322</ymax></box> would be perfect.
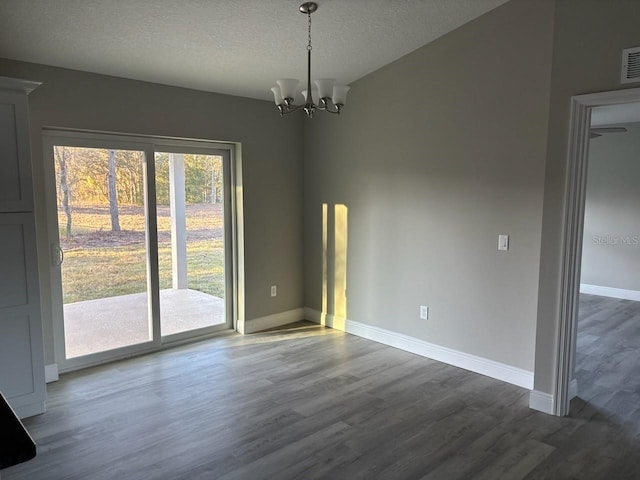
<box><xmin>0</xmin><ymin>77</ymin><xmax>45</xmax><ymax>418</ymax></box>
<box><xmin>0</xmin><ymin>79</ymin><xmax>36</xmax><ymax>212</ymax></box>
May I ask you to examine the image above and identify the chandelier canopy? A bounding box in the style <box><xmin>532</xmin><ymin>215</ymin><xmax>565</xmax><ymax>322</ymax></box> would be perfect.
<box><xmin>271</xmin><ymin>2</ymin><xmax>350</xmax><ymax>118</ymax></box>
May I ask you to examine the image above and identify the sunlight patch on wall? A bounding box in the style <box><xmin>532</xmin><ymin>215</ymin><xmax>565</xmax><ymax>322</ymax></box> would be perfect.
<box><xmin>321</xmin><ymin>203</ymin><xmax>348</xmax><ymax>331</ymax></box>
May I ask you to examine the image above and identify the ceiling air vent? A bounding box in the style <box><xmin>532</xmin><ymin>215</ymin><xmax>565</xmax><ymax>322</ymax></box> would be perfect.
<box><xmin>621</xmin><ymin>46</ymin><xmax>640</xmax><ymax>84</ymax></box>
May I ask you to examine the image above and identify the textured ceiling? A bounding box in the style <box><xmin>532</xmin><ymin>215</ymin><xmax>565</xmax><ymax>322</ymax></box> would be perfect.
<box><xmin>0</xmin><ymin>0</ymin><xmax>509</xmax><ymax>101</ymax></box>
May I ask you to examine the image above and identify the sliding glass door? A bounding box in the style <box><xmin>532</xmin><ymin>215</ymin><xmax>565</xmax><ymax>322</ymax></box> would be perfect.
<box><xmin>44</xmin><ymin>132</ymin><xmax>234</xmax><ymax>370</ymax></box>
<box><xmin>52</xmin><ymin>146</ymin><xmax>152</xmax><ymax>358</ymax></box>
<box><xmin>155</xmin><ymin>152</ymin><xmax>228</xmax><ymax>339</ymax></box>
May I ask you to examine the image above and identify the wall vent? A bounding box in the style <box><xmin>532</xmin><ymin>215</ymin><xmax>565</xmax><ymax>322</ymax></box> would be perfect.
<box><xmin>621</xmin><ymin>46</ymin><xmax>640</xmax><ymax>84</ymax></box>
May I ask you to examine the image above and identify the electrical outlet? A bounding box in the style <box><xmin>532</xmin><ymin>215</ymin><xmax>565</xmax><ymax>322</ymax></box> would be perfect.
<box><xmin>420</xmin><ymin>305</ymin><xmax>429</xmax><ymax>320</ymax></box>
<box><xmin>270</xmin><ymin>285</ymin><xmax>277</xmax><ymax>297</ymax></box>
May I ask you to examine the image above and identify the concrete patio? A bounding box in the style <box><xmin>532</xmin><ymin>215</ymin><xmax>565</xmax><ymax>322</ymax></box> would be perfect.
<box><xmin>63</xmin><ymin>289</ymin><xmax>226</xmax><ymax>358</ymax></box>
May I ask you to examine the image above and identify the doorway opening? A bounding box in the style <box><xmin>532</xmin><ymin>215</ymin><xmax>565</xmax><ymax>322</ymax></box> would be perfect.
<box><xmin>573</xmin><ymin>109</ymin><xmax>640</xmax><ymax>421</ymax></box>
<box><xmin>554</xmin><ymin>87</ymin><xmax>640</xmax><ymax>416</ymax></box>
<box><xmin>44</xmin><ymin>131</ymin><xmax>237</xmax><ymax>371</ymax></box>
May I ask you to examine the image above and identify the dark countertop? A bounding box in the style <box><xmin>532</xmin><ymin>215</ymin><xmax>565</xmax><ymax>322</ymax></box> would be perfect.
<box><xmin>0</xmin><ymin>392</ymin><xmax>36</xmax><ymax>470</ymax></box>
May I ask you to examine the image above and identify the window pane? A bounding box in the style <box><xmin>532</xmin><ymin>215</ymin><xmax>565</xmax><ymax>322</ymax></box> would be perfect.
<box><xmin>155</xmin><ymin>152</ymin><xmax>226</xmax><ymax>336</ymax></box>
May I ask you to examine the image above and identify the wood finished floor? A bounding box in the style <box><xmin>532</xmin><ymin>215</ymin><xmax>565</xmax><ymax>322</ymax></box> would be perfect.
<box><xmin>3</xmin><ymin>297</ymin><xmax>640</xmax><ymax>480</ymax></box>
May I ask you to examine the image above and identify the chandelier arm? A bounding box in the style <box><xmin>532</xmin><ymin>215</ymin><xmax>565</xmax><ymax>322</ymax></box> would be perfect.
<box><xmin>282</xmin><ymin>102</ymin><xmax>341</xmax><ymax>116</ymax></box>
<box><xmin>321</xmin><ymin>106</ymin><xmax>341</xmax><ymax>114</ymax></box>
<box><xmin>313</xmin><ymin>102</ymin><xmax>340</xmax><ymax>114</ymax></box>
<box><xmin>280</xmin><ymin>103</ymin><xmax>307</xmax><ymax>115</ymax></box>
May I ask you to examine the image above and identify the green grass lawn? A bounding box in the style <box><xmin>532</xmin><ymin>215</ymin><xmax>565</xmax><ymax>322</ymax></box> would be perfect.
<box><xmin>58</xmin><ymin>203</ymin><xmax>224</xmax><ymax>237</ymax></box>
<box><xmin>62</xmin><ymin>239</ymin><xmax>225</xmax><ymax>304</ymax></box>
<box><xmin>58</xmin><ymin>203</ymin><xmax>226</xmax><ymax>304</ymax></box>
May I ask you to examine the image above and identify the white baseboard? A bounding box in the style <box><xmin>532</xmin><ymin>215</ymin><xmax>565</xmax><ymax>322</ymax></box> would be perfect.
<box><xmin>242</xmin><ymin>308</ymin><xmax>305</xmax><ymax>334</ymax></box>
<box><xmin>304</xmin><ymin>308</ymin><xmax>533</xmax><ymax>390</ymax></box>
<box><xmin>569</xmin><ymin>378</ymin><xmax>578</xmax><ymax>399</ymax></box>
<box><xmin>529</xmin><ymin>389</ymin><xmax>555</xmax><ymax>414</ymax></box>
<box><xmin>45</xmin><ymin>363</ymin><xmax>59</xmax><ymax>383</ymax></box>
<box><xmin>303</xmin><ymin>308</ymin><xmax>347</xmax><ymax>330</ymax></box>
<box><xmin>580</xmin><ymin>283</ymin><xmax>640</xmax><ymax>301</ymax></box>
<box><xmin>528</xmin><ymin>379</ymin><xmax>577</xmax><ymax>416</ymax></box>
<box><xmin>15</xmin><ymin>401</ymin><xmax>46</xmax><ymax>419</ymax></box>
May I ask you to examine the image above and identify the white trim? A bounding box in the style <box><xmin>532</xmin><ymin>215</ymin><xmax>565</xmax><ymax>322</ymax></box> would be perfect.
<box><xmin>13</xmin><ymin>401</ymin><xmax>46</xmax><ymax>419</ymax></box>
<box><xmin>580</xmin><ymin>284</ymin><xmax>640</xmax><ymax>301</ymax></box>
<box><xmin>45</xmin><ymin>364</ymin><xmax>59</xmax><ymax>383</ymax></box>
<box><xmin>241</xmin><ymin>308</ymin><xmax>305</xmax><ymax>334</ymax></box>
<box><xmin>529</xmin><ymin>390</ymin><xmax>555</xmax><ymax>415</ymax></box>
<box><xmin>0</xmin><ymin>75</ymin><xmax>41</xmax><ymax>93</ymax></box>
<box><xmin>568</xmin><ymin>378</ymin><xmax>578</xmax><ymax>400</ymax></box>
<box><xmin>57</xmin><ymin>330</ymin><xmax>234</xmax><ymax>375</ymax></box>
<box><xmin>555</xmin><ymin>95</ymin><xmax>592</xmax><ymax>416</ymax></box>
<box><xmin>555</xmin><ymin>87</ymin><xmax>640</xmax><ymax>417</ymax></box>
<box><xmin>304</xmin><ymin>308</ymin><xmax>533</xmax><ymax>389</ymax></box>
<box><xmin>303</xmin><ymin>308</ymin><xmax>347</xmax><ymax>330</ymax></box>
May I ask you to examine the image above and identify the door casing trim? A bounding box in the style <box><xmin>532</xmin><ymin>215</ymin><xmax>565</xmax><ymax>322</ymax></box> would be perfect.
<box><xmin>553</xmin><ymin>87</ymin><xmax>640</xmax><ymax>415</ymax></box>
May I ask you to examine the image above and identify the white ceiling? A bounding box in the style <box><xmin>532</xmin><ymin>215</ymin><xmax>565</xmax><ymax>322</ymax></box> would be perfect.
<box><xmin>0</xmin><ymin>0</ymin><xmax>509</xmax><ymax>101</ymax></box>
<box><xmin>591</xmin><ymin>102</ymin><xmax>640</xmax><ymax>126</ymax></box>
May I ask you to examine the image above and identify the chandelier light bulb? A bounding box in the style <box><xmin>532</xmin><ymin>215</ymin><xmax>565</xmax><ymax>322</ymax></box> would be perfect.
<box><xmin>314</xmin><ymin>79</ymin><xmax>335</xmax><ymax>100</ymax></box>
<box><xmin>332</xmin><ymin>85</ymin><xmax>350</xmax><ymax>108</ymax></box>
<box><xmin>271</xmin><ymin>86</ymin><xmax>283</xmax><ymax>106</ymax></box>
<box><xmin>276</xmin><ymin>79</ymin><xmax>300</xmax><ymax>104</ymax></box>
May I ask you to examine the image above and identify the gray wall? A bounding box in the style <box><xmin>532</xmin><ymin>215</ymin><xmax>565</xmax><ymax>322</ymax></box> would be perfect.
<box><xmin>304</xmin><ymin>0</ymin><xmax>554</xmax><ymax>371</ymax></box>
<box><xmin>581</xmin><ymin>122</ymin><xmax>640</xmax><ymax>291</ymax></box>
<box><xmin>0</xmin><ymin>59</ymin><xmax>304</xmax><ymax>365</ymax></box>
<box><xmin>5</xmin><ymin>0</ymin><xmax>640</xmax><ymax>396</ymax></box>
<box><xmin>535</xmin><ymin>0</ymin><xmax>640</xmax><ymax>394</ymax></box>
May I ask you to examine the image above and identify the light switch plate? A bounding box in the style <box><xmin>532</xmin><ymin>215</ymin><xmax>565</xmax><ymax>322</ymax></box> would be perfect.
<box><xmin>498</xmin><ymin>234</ymin><xmax>509</xmax><ymax>251</ymax></box>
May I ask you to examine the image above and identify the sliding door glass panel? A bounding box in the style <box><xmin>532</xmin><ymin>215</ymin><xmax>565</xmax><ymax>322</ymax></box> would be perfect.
<box><xmin>53</xmin><ymin>146</ymin><xmax>151</xmax><ymax>358</ymax></box>
<box><xmin>155</xmin><ymin>152</ymin><xmax>226</xmax><ymax>336</ymax></box>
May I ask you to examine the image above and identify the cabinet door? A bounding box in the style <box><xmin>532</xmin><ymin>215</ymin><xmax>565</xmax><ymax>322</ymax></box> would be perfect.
<box><xmin>0</xmin><ymin>89</ymin><xmax>34</xmax><ymax>212</ymax></box>
<box><xmin>0</xmin><ymin>213</ymin><xmax>45</xmax><ymax>417</ymax></box>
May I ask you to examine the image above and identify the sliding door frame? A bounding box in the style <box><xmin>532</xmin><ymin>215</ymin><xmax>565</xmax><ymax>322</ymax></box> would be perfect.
<box><xmin>153</xmin><ymin>143</ymin><xmax>233</xmax><ymax>344</ymax></box>
<box><xmin>42</xmin><ymin>128</ymin><xmax>240</xmax><ymax>372</ymax></box>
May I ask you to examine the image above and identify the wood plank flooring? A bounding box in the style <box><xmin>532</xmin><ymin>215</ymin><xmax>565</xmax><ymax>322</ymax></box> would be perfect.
<box><xmin>3</xmin><ymin>300</ymin><xmax>640</xmax><ymax>479</ymax></box>
<box><xmin>573</xmin><ymin>294</ymin><xmax>640</xmax><ymax>426</ymax></box>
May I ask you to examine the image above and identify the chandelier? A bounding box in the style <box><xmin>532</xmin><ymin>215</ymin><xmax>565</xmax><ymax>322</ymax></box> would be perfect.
<box><xmin>270</xmin><ymin>2</ymin><xmax>350</xmax><ymax>118</ymax></box>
